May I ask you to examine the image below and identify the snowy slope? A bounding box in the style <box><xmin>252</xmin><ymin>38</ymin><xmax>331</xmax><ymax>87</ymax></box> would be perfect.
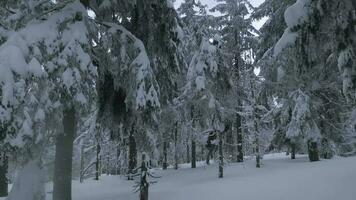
<box><xmin>40</xmin><ymin>154</ymin><xmax>356</xmax><ymax>200</ymax></box>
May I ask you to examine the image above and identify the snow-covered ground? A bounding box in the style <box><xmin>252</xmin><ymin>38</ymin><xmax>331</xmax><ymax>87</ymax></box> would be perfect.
<box><xmin>2</xmin><ymin>153</ymin><xmax>355</xmax><ymax>200</ymax></box>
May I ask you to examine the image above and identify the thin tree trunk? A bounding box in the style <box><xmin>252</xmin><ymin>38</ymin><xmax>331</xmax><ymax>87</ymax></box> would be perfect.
<box><xmin>236</xmin><ymin>113</ymin><xmax>243</xmax><ymax>162</ymax></box>
<box><xmin>0</xmin><ymin>152</ymin><xmax>8</xmax><ymax>197</ymax></box>
<box><xmin>186</xmin><ymin>139</ymin><xmax>190</xmax><ymax>163</ymax></box>
<box><xmin>53</xmin><ymin>107</ymin><xmax>76</xmax><ymax>200</ymax></box>
<box><xmin>95</xmin><ymin>142</ymin><xmax>101</xmax><ymax>180</ymax></box>
<box><xmin>140</xmin><ymin>155</ymin><xmax>149</xmax><ymax>200</ymax></box>
<box><xmin>79</xmin><ymin>141</ymin><xmax>84</xmax><ymax>183</ymax></box>
<box><xmin>174</xmin><ymin>122</ymin><xmax>178</xmax><ymax>170</ymax></box>
<box><xmin>206</xmin><ymin>147</ymin><xmax>212</xmax><ymax>165</ymax></box>
<box><xmin>116</xmin><ymin>146</ymin><xmax>121</xmax><ymax>175</ymax></box>
<box><xmin>128</xmin><ymin>132</ymin><xmax>137</xmax><ymax>179</ymax></box>
<box><xmin>291</xmin><ymin>142</ymin><xmax>296</xmax><ymax>160</ymax></box>
<box><xmin>218</xmin><ymin>132</ymin><xmax>223</xmax><ymax>178</ymax></box>
<box><xmin>191</xmin><ymin>139</ymin><xmax>196</xmax><ymax>168</ymax></box>
<box><xmin>162</xmin><ymin>141</ymin><xmax>168</xmax><ymax>170</ymax></box>
<box><xmin>255</xmin><ymin>138</ymin><xmax>261</xmax><ymax>168</ymax></box>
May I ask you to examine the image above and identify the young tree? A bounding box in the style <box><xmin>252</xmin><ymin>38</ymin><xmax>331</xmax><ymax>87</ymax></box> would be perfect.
<box><xmin>211</xmin><ymin>0</ymin><xmax>258</xmax><ymax>163</ymax></box>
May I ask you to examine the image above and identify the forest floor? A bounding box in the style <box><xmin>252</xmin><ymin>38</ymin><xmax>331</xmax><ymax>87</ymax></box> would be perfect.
<box><xmin>49</xmin><ymin>153</ymin><xmax>356</xmax><ymax>200</ymax></box>
<box><xmin>2</xmin><ymin>153</ymin><xmax>356</xmax><ymax>200</ymax></box>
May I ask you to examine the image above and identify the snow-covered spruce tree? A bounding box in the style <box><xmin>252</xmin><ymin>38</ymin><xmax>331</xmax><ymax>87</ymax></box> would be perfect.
<box><xmin>251</xmin><ymin>0</ymin><xmax>297</xmax><ymax>156</ymax></box>
<box><xmin>210</xmin><ymin>0</ymin><xmax>258</xmax><ymax>162</ymax></box>
<box><xmin>0</xmin><ymin>1</ymin><xmax>98</xmax><ymax>200</ymax></box>
<box><xmin>90</xmin><ymin>0</ymin><xmax>163</xmax><ymax>176</ymax></box>
<box><xmin>178</xmin><ymin>0</ymin><xmax>216</xmax><ymax>168</ymax></box>
<box><xmin>125</xmin><ymin>0</ymin><xmax>185</xmax><ymax>171</ymax></box>
<box><xmin>241</xmin><ymin>67</ymin><xmax>272</xmax><ymax>167</ymax></box>
<box><xmin>180</xmin><ymin>27</ymin><xmax>233</xmax><ymax>174</ymax></box>
<box><xmin>260</xmin><ymin>0</ymin><xmax>356</xmax><ymax>159</ymax></box>
<box><xmin>0</xmin><ymin>1</ymin><xmax>53</xmax><ymax>198</ymax></box>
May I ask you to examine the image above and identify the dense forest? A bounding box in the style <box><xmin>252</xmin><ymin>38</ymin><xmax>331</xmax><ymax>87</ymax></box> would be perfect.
<box><xmin>0</xmin><ymin>0</ymin><xmax>356</xmax><ymax>200</ymax></box>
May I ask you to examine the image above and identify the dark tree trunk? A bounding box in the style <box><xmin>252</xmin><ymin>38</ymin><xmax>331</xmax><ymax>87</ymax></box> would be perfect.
<box><xmin>174</xmin><ymin>122</ymin><xmax>178</xmax><ymax>170</ymax></box>
<box><xmin>128</xmin><ymin>133</ymin><xmax>137</xmax><ymax>180</ymax></box>
<box><xmin>218</xmin><ymin>132</ymin><xmax>223</xmax><ymax>178</ymax></box>
<box><xmin>236</xmin><ymin>113</ymin><xmax>243</xmax><ymax>162</ymax></box>
<box><xmin>0</xmin><ymin>152</ymin><xmax>8</xmax><ymax>197</ymax></box>
<box><xmin>291</xmin><ymin>142</ymin><xmax>296</xmax><ymax>160</ymax></box>
<box><xmin>79</xmin><ymin>142</ymin><xmax>84</xmax><ymax>183</ymax></box>
<box><xmin>186</xmin><ymin>140</ymin><xmax>190</xmax><ymax>163</ymax></box>
<box><xmin>255</xmin><ymin>140</ymin><xmax>261</xmax><ymax>168</ymax></box>
<box><xmin>95</xmin><ymin>142</ymin><xmax>101</xmax><ymax>180</ymax></box>
<box><xmin>140</xmin><ymin>155</ymin><xmax>149</xmax><ymax>200</ymax></box>
<box><xmin>162</xmin><ymin>141</ymin><xmax>168</xmax><ymax>170</ymax></box>
<box><xmin>191</xmin><ymin>139</ymin><xmax>196</xmax><ymax>168</ymax></box>
<box><xmin>308</xmin><ymin>141</ymin><xmax>319</xmax><ymax>162</ymax></box>
<box><xmin>53</xmin><ymin>107</ymin><xmax>76</xmax><ymax>200</ymax></box>
<box><xmin>206</xmin><ymin>148</ymin><xmax>212</xmax><ymax>165</ymax></box>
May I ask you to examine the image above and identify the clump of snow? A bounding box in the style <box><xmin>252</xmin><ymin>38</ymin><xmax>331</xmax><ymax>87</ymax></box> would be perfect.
<box><xmin>34</xmin><ymin>109</ymin><xmax>45</xmax><ymax>122</ymax></box>
<box><xmin>28</xmin><ymin>58</ymin><xmax>44</xmax><ymax>77</ymax></box>
<box><xmin>195</xmin><ymin>76</ymin><xmax>206</xmax><ymax>91</ymax></box>
<box><xmin>62</xmin><ymin>68</ymin><xmax>75</xmax><ymax>90</ymax></box>
<box><xmin>273</xmin><ymin>28</ymin><xmax>297</xmax><ymax>56</ymax></box>
<box><xmin>284</xmin><ymin>0</ymin><xmax>311</xmax><ymax>28</ymax></box>
<box><xmin>167</xmin><ymin>0</ymin><xmax>175</xmax><ymax>9</ymax></box>
<box><xmin>274</xmin><ymin>0</ymin><xmax>311</xmax><ymax>56</ymax></box>
<box><xmin>75</xmin><ymin>93</ymin><xmax>88</xmax><ymax>105</ymax></box>
<box><xmin>277</xmin><ymin>66</ymin><xmax>286</xmax><ymax>81</ymax></box>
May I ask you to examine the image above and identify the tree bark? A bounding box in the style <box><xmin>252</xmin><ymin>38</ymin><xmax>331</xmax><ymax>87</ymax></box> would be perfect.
<box><xmin>79</xmin><ymin>141</ymin><xmax>84</xmax><ymax>183</ymax></box>
<box><xmin>255</xmin><ymin>138</ymin><xmax>261</xmax><ymax>168</ymax></box>
<box><xmin>186</xmin><ymin>139</ymin><xmax>190</xmax><ymax>163</ymax></box>
<box><xmin>140</xmin><ymin>155</ymin><xmax>149</xmax><ymax>200</ymax></box>
<box><xmin>53</xmin><ymin>107</ymin><xmax>76</xmax><ymax>200</ymax></box>
<box><xmin>236</xmin><ymin>113</ymin><xmax>243</xmax><ymax>162</ymax></box>
<box><xmin>218</xmin><ymin>132</ymin><xmax>223</xmax><ymax>178</ymax></box>
<box><xmin>174</xmin><ymin>122</ymin><xmax>178</xmax><ymax>170</ymax></box>
<box><xmin>0</xmin><ymin>152</ymin><xmax>8</xmax><ymax>197</ymax></box>
<box><xmin>291</xmin><ymin>142</ymin><xmax>296</xmax><ymax>160</ymax></box>
<box><xmin>95</xmin><ymin>142</ymin><xmax>101</xmax><ymax>180</ymax></box>
<box><xmin>162</xmin><ymin>141</ymin><xmax>168</xmax><ymax>170</ymax></box>
<box><xmin>128</xmin><ymin>132</ymin><xmax>137</xmax><ymax>179</ymax></box>
<box><xmin>191</xmin><ymin>139</ymin><xmax>196</xmax><ymax>168</ymax></box>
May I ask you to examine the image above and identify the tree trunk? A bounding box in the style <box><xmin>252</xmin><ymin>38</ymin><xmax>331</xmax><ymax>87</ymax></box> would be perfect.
<box><xmin>255</xmin><ymin>139</ymin><xmax>261</xmax><ymax>168</ymax></box>
<box><xmin>236</xmin><ymin>113</ymin><xmax>243</xmax><ymax>162</ymax></box>
<box><xmin>174</xmin><ymin>122</ymin><xmax>178</xmax><ymax>170</ymax></box>
<box><xmin>308</xmin><ymin>141</ymin><xmax>319</xmax><ymax>162</ymax></box>
<box><xmin>162</xmin><ymin>141</ymin><xmax>168</xmax><ymax>170</ymax></box>
<box><xmin>53</xmin><ymin>107</ymin><xmax>76</xmax><ymax>200</ymax></box>
<box><xmin>0</xmin><ymin>152</ymin><xmax>8</xmax><ymax>197</ymax></box>
<box><xmin>291</xmin><ymin>142</ymin><xmax>296</xmax><ymax>160</ymax></box>
<box><xmin>116</xmin><ymin>146</ymin><xmax>121</xmax><ymax>175</ymax></box>
<box><xmin>191</xmin><ymin>139</ymin><xmax>196</xmax><ymax>168</ymax></box>
<box><xmin>186</xmin><ymin>139</ymin><xmax>190</xmax><ymax>163</ymax></box>
<box><xmin>218</xmin><ymin>132</ymin><xmax>223</xmax><ymax>178</ymax></box>
<box><xmin>95</xmin><ymin>142</ymin><xmax>101</xmax><ymax>180</ymax></box>
<box><xmin>128</xmin><ymin>133</ymin><xmax>137</xmax><ymax>180</ymax></box>
<box><xmin>140</xmin><ymin>155</ymin><xmax>149</xmax><ymax>200</ymax></box>
<box><xmin>79</xmin><ymin>141</ymin><xmax>84</xmax><ymax>183</ymax></box>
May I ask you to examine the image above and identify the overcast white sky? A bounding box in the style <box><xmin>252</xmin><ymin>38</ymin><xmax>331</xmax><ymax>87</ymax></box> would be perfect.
<box><xmin>174</xmin><ymin>0</ymin><xmax>267</xmax><ymax>30</ymax></box>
